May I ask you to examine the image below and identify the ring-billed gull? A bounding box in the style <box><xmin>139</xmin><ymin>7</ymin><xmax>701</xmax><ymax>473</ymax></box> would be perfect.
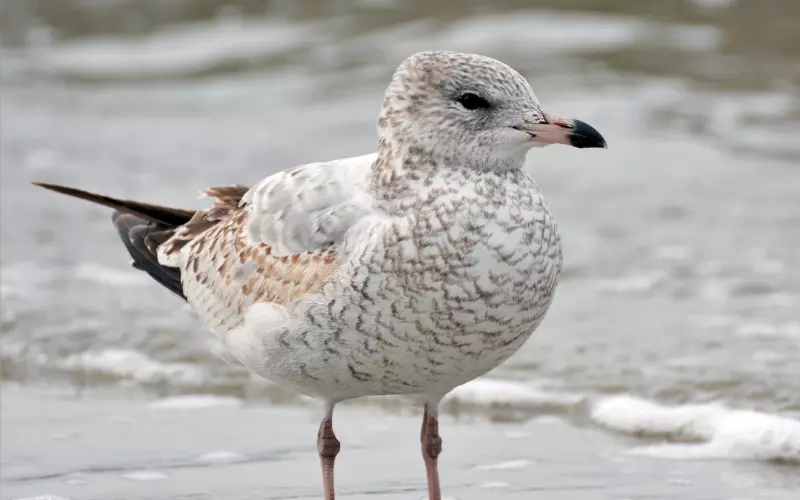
<box><xmin>35</xmin><ymin>50</ymin><xmax>606</xmax><ymax>500</ymax></box>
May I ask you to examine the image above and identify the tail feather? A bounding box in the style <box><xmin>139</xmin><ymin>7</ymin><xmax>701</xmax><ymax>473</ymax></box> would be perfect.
<box><xmin>33</xmin><ymin>182</ymin><xmax>195</xmax><ymax>226</ymax></box>
<box><xmin>35</xmin><ymin>182</ymin><xmax>194</xmax><ymax>301</ymax></box>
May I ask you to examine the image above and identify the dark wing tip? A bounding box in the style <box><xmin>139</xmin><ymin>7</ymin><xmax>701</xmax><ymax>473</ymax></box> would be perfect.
<box><xmin>32</xmin><ymin>182</ymin><xmax>79</xmax><ymax>195</ymax></box>
<box><xmin>113</xmin><ymin>212</ymin><xmax>187</xmax><ymax>301</ymax></box>
<box><xmin>33</xmin><ymin>181</ymin><xmax>195</xmax><ymax>226</ymax></box>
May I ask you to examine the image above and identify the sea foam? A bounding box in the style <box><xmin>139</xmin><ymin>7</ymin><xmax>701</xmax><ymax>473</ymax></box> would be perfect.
<box><xmin>590</xmin><ymin>395</ymin><xmax>800</xmax><ymax>463</ymax></box>
<box><xmin>148</xmin><ymin>395</ymin><xmax>243</xmax><ymax>410</ymax></box>
<box><xmin>59</xmin><ymin>348</ymin><xmax>205</xmax><ymax>386</ymax></box>
<box><xmin>444</xmin><ymin>378</ymin><xmax>583</xmax><ymax>409</ymax></box>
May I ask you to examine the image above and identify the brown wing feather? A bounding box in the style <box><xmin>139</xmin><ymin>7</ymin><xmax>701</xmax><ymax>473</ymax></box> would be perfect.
<box><xmin>34</xmin><ymin>181</ymin><xmax>339</xmax><ymax>333</ymax></box>
<box><xmin>160</xmin><ymin>188</ymin><xmax>339</xmax><ymax>333</ymax></box>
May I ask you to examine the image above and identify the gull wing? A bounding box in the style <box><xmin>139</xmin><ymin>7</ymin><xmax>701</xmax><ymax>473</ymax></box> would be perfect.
<box><xmin>158</xmin><ymin>154</ymin><xmax>376</xmax><ymax>333</ymax></box>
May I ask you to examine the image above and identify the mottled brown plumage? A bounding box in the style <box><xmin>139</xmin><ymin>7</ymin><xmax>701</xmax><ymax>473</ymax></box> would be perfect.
<box><xmin>175</xmin><ymin>205</ymin><xmax>339</xmax><ymax>333</ymax></box>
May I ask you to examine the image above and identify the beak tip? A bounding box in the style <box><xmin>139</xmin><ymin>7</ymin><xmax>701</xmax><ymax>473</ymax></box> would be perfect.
<box><xmin>568</xmin><ymin>119</ymin><xmax>607</xmax><ymax>150</ymax></box>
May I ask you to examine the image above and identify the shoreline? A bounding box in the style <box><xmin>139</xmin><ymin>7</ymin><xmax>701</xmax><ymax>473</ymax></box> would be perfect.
<box><xmin>2</xmin><ymin>384</ymin><xmax>798</xmax><ymax>500</ymax></box>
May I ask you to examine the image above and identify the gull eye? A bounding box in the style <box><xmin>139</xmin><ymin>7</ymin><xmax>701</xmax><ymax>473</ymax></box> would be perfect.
<box><xmin>457</xmin><ymin>93</ymin><xmax>491</xmax><ymax>111</ymax></box>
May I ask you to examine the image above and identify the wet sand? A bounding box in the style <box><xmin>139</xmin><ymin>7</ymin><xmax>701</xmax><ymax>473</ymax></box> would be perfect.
<box><xmin>3</xmin><ymin>385</ymin><xmax>798</xmax><ymax>500</ymax></box>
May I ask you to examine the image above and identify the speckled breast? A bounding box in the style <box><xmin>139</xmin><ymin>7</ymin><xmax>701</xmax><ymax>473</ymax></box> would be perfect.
<box><xmin>325</xmin><ymin>175</ymin><xmax>564</xmax><ymax>396</ymax></box>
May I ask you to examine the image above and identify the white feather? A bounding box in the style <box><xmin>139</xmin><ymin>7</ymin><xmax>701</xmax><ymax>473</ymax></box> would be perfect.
<box><xmin>242</xmin><ymin>154</ymin><xmax>376</xmax><ymax>256</ymax></box>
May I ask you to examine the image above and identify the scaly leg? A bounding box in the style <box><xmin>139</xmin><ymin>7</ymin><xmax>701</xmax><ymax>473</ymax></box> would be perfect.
<box><xmin>317</xmin><ymin>407</ymin><xmax>340</xmax><ymax>500</ymax></box>
<box><xmin>420</xmin><ymin>404</ymin><xmax>443</xmax><ymax>500</ymax></box>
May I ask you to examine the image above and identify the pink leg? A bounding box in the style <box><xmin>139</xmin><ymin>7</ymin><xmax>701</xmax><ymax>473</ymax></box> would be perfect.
<box><xmin>317</xmin><ymin>412</ymin><xmax>341</xmax><ymax>500</ymax></box>
<box><xmin>420</xmin><ymin>405</ymin><xmax>443</xmax><ymax>500</ymax></box>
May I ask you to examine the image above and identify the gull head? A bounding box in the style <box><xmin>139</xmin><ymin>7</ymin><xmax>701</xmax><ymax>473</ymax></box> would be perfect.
<box><xmin>379</xmin><ymin>50</ymin><xmax>606</xmax><ymax>171</ymax></box>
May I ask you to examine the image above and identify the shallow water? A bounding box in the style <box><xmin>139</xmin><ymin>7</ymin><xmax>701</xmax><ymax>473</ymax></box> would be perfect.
<box><xmin>1</xmin><ymin>1</ymin><xmax>800</xmax><ymax>499</ymax></box>
<box><xmin>3</xmin><ymin>386</ymin><xmax>800</xmax><ymax>500</ymax></box>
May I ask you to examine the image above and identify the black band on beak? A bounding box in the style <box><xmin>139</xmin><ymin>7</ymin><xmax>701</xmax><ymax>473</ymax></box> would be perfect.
<box><xmin>569</xmin><ymin>120</ymin><xmax>607</xmax><ymax>149</ymax></box>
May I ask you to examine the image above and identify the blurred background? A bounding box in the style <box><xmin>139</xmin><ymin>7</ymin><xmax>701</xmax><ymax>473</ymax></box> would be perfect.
<box><xmin>1</xmin><ymin>1</ymin><xmax>799</xmax><ymax>499</ymax></box>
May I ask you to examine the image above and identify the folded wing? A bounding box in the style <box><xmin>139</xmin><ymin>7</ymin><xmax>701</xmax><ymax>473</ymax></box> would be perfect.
<box><xmin>158</xmin><ymin>154</ymin><xmax>376</xmax><ymax>334</ymax></box>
